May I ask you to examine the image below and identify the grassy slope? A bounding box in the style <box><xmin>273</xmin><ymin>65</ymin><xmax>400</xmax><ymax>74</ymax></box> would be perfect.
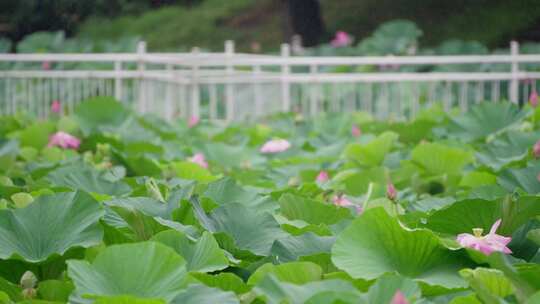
<box><xmin>77</xmin><ymin>0</ymin><xmax>540</xmax><ymax>52</ymax></box>
<box><xmin>78</xmin><ymin>0</ymin><xmax>262</xmax><ymax>51</ymax></box>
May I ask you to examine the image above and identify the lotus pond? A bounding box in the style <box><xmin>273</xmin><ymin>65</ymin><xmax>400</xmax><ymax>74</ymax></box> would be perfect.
<box><xmin>0</xmin><ymin>97</ymin><xmax>540</xmax><ymax>304</ymax></box>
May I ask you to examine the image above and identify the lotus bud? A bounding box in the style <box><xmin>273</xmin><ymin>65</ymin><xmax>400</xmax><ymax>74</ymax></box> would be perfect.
<box><xmin>22</xmin><ymin>288</ymin><xmax>37</xmax><ymax>299</ymax></box>
<box><xmin>386</xmin><ymin>182</ymin><xmax>397</xmax><ymax>201</ymax></box>
<box><xmin>534</xmin><ymin>140</ymin><xmax>540</xmax><ymax>158</ymax></box>
<box><xmin>20</xmin><ymin>271</ymin><xmax>37</xmax><ymax>290</ymax></box>
<box><xmin>351</xmin><ymin>125</ymin><xmax>361</xmax><ymax>137</ymax></box>
<box><xmin>42</xmin><ymin>61</ymin><xmax>51</xmax><ymax>70</ymax></box>
<box><xmin>316</xmin><ymin>171</ymin><xmax>329</xmax><ymax>183</ymax></box>
<box><xmin>188</xmin><ymin>115</ymin><xmax>199</xmax><ymax>128</ymax></box>
<box><xmin>391</xmin><ymin>290</ymin><xmax>409</xmax><ymax>304</ymax></box>
<box><xmin>530</xmin><ymin>90</ymin><xmax>539</xmax><ymax>108</ymax></box>
<box><xmin>51</xmin><ymin>100</ymin><xmax>61</xmax><ymax>113</ymax></box>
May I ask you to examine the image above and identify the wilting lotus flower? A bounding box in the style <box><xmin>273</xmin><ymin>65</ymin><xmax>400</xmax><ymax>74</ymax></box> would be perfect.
<box><xmin>332</xmin><ymin>194</ymin><xmax>353</xmax><ymax>207</ymax></box>
<box><xmin>331</xmin><ymin>31</ymin><xmax>353</xmax><ymax>48</ymax></box>
<box><xmin>533</xmin><ymin>140</ymin><xmax>540</xmax><ymax>158</ymax></box>
<box><xmin>530</xmin><ymin>90</ymin><xmax>539</xmax><ymax>107</ymax></box>
<box><xmin>188</xmin><ymin>153</ymin><xmax>208</xmax><ymax>168</ymax></box>
<box><xmin>260</xmin><ymin>139</ymin><xmax>291</xmax><ymax>154</ymax></box>
<box><xmin>391</xmin><ymin>290</ymin><xmax>409</xmax><ymax>304</ymax></box>
<box><xmin>51</xmin><ymin>100</ymin><xmax>61</xmax><ymax>113</ymax></box>
<box><xmin>42</xmin><ymin>61</ymin><xmax>51</xmax><ymax>70</ymax></box>
<box><xmin>386</xmin><ymin>182</ymin><xmax>397</xmax><ymax>201</ymax></box>
<box><xmin>316</xmin><ymin>170</ymin><xmax>329</xmax><ymax>183</ymax></box>
<box><xmin>457</xmin><ymin>219</ymin><xmax>512</xmax><ymax>255</ymax></box>
<box><xmin>188</xmin><ymin>115</ymin><xmax>199</xmax><ymax>128</ymax></box>
<box><xmin>351</xmin><ymin>124</ymin><xmax>361</xmax><ymax>137</ymax></box>
<box><xmin>48</xmin><ymin>131</ymin><xmax>81</xmax><ymax>149</ymax></box>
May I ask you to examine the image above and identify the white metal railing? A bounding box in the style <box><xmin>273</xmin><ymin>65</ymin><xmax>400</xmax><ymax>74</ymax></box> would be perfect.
<box><xmin>0</xmin><ymin>40</ymin><xmax>538</xmax><ymax>122</ymax></box>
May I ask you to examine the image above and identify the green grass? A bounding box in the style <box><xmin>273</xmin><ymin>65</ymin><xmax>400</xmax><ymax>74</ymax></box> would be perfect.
<box><xmin>78</xmin><ymin>0</ymin><xmax>262</xmax><ymax>51</ymax></box>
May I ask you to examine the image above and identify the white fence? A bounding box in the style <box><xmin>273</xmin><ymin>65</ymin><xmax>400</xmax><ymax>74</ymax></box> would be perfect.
<box><xmin>0</xmin><ymin>40</ymin><xmax>539</xmax><ymax>122</ymax></box>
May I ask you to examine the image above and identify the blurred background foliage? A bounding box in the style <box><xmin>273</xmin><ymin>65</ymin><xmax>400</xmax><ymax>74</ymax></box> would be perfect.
<box><xmin>0</xmin><ymin>0</ymin><xmax>539</xmax><ymax>53</ymax></box>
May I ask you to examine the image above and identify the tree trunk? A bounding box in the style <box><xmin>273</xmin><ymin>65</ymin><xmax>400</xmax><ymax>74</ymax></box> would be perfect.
<box><xmin>284</xmin><ymin>0</ymin><xmax>325</xmax><ymax>47</ymax></box>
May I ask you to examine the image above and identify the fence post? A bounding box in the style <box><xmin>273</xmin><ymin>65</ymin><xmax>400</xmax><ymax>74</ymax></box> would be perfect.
<box><xmin>254</xmin><ymin>65</ymin><xmax>263</xmax><ymax>118</ymax></box>
<box><xmin>190</xmin><ymin>47</ymin><xmax>201</xmax><ymax>119</ymax></box>
<box><xmin>281</xmin><ymin>43</ymin><xmax>291</xmax><ymax>113</ymax></box>
<box><xmin>510</xmin><ymin>40</ymin><xmax>519</xmax><ymax>104</ymax></box>
<box><xmin>309</xmin><ymin>64</ymin><xmax>318</xmax><ymax>116</ymax></box>
<box><xmin>225</xmin><ymin>40</ymin><xmax>235</xmax><ymax>122</ymax></box>
<box><xmin>137</xmin><ymin>41</ymin><xmax>147</xmax><ymax>112</ymax></box>
<box><xmin>165</xmin><ymin>63</ymin><xmax>174</xmax><ymax>121</ymax></box>
<box><xmin>114</xmin><ymin>61</ymin><xmax>122</xmax><ymax>102</ymax></box>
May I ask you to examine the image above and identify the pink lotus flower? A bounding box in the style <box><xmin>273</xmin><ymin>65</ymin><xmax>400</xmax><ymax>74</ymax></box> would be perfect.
<box><xmin>47</xmin><ymin>131</ymin><xmax>81</xmax><ymax>149</ymax></box>
<box><xmin>534</xmin><ymin>140</ymin><xmax>540</xmax><ymax>158</ymax></box>
<box><xmin>51</xmin><ymin>100</ymin><xmax>61</xmax><ymax>113</ymax></box>
<box><xmin>332</xmin><ymin>194</ymin><xmax>353</xmax><ymax>207</ymax></box>
<box><xmin>188</xmin><ymin>116</ymin><xmax>199</xmax><ymax>128</ymax></box>
<box><xmin>188</xmin><ymin>153</ymin><xmax>208</xmax><ymax>168</ymax></box>
<box><xmin>42</xmin><ymin>61</ymin><xmax>51</xmax><ymax>70</ymax></box>
<box><xmin>386</xmin><ymin>182</ymin><xmax>397</xmax><ymax>201</ymax></box>
<box><xmin>316</xmin><ymin>170</ymin><xmax>329</xmax><ymax>183</ymax></box>
<box><xmin>530</xmin><ymin>90</ymin><xmax>538</xmax><ymax>107</ymax></box>
<box><xmin>457</xmin><ymin>219</ymin><xmax>512</xmax><ymax>255</ymax></box>
<box><xmin>391</xmin><ymin>290</ymin><xmax>409</xmax><ymax>304</ymax></box>
<box><xmin>351</xmin><ymin>124</ymin><xmax>361</xmax><ymax>137</ymax></box>
<box><xmin>331</xmin><ymin>31</ymin><xmax>353</xmax><ymax>48</ymax></box>
<box><xmin>260</xmin><ymin>139</ymin><xmax>291</xmax><ymax>154</ymax></box>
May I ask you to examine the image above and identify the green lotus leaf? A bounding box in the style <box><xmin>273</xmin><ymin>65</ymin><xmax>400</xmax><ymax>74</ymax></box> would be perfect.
<box><xmin>254</xmin><ymin>275</ymin><xmax>364</xmax><ymax>304</ymax></box>
<box><xmin>74</xmin><ymin>97</ymin><xmax>131</xmax><ymax>135</ymax></box>
<box><xmin>19</xmin><ymin>121</ymin><xmax>55</xmax><ymax>149</ymax></box>
<box><xmin>46</xmin><ymin>164</ymin><xmax>131</xmax><ymax>196</ymax></box>
<box><xmin>171</xmin><ymin>161</ymin><xmax>217</xmax><ymax>183</ymax></box>
<box><xmin>0</xmin><ymin>276</ymin><xmax>21</xmax><ymax>302</ymax></box>
<box><xmin>0</xmin><ymin>139</ymin><xmax>18</xmax><ymax>171</ymax></box>
<box><xmin>151</xmin><ymin>230</ymin><xmax>228</xmax><ymax>273</ymax></box>
<box><xmin>278</xmin><ymin>194</ymin><xmax>351</xmax><ymax>225</ymax></box>
<box><xmin>203</xmin><ymin>177</ymin><xmax>258</xmax><ymax>206</ymax></box>
<box><xmin>332</xmin><ymin>208</ymin><xmax>468</xmax><ymax>289</ymax></box>
<box><xmin>459</xmin><ymin>171</ymin><xmax>497</xmax><ymax>188</ymax></box>
<box><xmin>425</xmin><ymin>196</ymin><xmax>540</xmax><ymax>236</ymax></box>
<box><xmin>37</xmin><ymin>280</ymin><xmax>74</xmax><ymax>302</ymax></box>
<box><xmin>270</xmin><ymin>233</ymin><xmax>335</xmax><ymax>262</ymax></box>
<box><xmin>171</xmin><ymin>284</ymin><xmax>239</xmax><ymax>304</ymax></box>
<box><xmin>247</xmin><ymin>262</ymin><xmax>323</xmax><ymax>285</ymax></box>
<box><xmin>189</xmin><ymin>272</ymin><xmax>249</xmax><ymax>295</ymax></box>
<box><xmin>498</xmin><ymin>161</ymin><xmax>540</xmax><ymax>194</ymax></box>
<box><xmin>460</xmin><ymin>268</ymin><xmax>514</xmax><ymax>302</ymax></box>
<box><xmin>344</xmin><ymin>131</ymin><xmax>398</xmax><ymax>166</ymax></box>
<box><xmin>67</xmin><ymin>242</ymin><xmax>187</xmax><ymax>302</ymax></box>
<box><xmin>367</xmin><ymin>273</ymin><xmax>421</xmax><ymax>304</ymax></box>
<box><xmin>202</xmin><ymin>142</ymin><xmax>264</xmax><ymax>168</ymax></box>
<box><xmin>94</xmin><ymin>296</ymin><xmax>165</xmax><ymax>304</ymax></box>
<box><xmin>447</xmin><ymin>103</ymin><xmax>527</xmax><ymax>141</ymax></box>
<box><xmin>0</xmin><ymin>191</ymin><xmax>103</xmax><ymax>262</ymax></box>
<box><xmin>191</xmin><ymin>198</ymin><xmax>288</xmax><ymax>256</ymax></box>
<box><xmin>476</xmin><ymin>143</ymin><xmax>528</xmax><ymax>171</ymax></box>
<box><xmin>411</xmin><ymin>142</ymin><xmax>473</xmax><ymax>176</ymax></box>
<box><xmin>525</xmin><ymin>291</ymin><xmax>540</xmax><ymax>304</ymax></box>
